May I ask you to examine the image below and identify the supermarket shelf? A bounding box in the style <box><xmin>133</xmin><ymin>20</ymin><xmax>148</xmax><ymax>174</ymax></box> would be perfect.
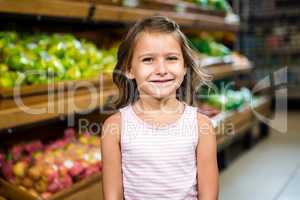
<box><xmin>206</xmin><ymin>64</ymin><xmax>253</xmax><ymax>80</ymax></box>
<box><xmin>0</xmin><ymin>0</ymin><xmax>239</xmax><ymax>32</ymax></box>
<box><xmin>0</xmin><ymin>74</ymin><xmax>112</xmax><ymax>98</ymax></box>
<box><xmin>0</xmin><ymin>0</ymin><xmax>90</xmax><ymax>19</ymax></box>
<box><xmin>93</xmin><ymin>4</ymin><xmax>239</xmax><ymax>32</ymax></box>
<box><xmin>211</xmin><ymin>96</ymin><xmax>271</xmax><ymax>151</ymax></box>
<box><xmin>0</xmin><ymin>87</ymin><xmax>118</xmax><ymax>131</ymax></box>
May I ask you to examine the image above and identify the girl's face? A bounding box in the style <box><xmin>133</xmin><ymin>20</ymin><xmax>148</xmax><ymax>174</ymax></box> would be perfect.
<box><xmin>127</xmin><ymin>32</ymin><xmax>186</xmax><ymax>100</ymax></box>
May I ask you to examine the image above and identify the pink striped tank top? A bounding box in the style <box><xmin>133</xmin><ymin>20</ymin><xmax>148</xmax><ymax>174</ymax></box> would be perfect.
<box><xmin>119</xmin><ymin>102</ymin><xmax>199</xmax><ymax>200</ymax></box>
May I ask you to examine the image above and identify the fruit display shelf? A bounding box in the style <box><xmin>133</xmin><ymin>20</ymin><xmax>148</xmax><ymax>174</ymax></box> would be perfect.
<box><xmin>0</xmin><ymin>74</ymin><xmax>113</xmax><ymax>98</ymax></box>
<box><xmin>0</xmin><ymin>0</ymin><xmax>90</xmax><ymax>19</ymax></box>
<box><xmin>192</xmin><ymin>54</ymin><xmax>253</xmax><ymax>83</ymax></box>
<box><xmin>0</xmin><ymin>0</ymin><xmax>239</xmax><ymax>32</ymax></box>
<box><xmin>0</xmin><ymin>86</ymin><xmax>118</xmax><ymax>131</ymax></box>
<box><xmin>0</xmin><ymin>173</ymin><xmax>102</xmax><ymax>200</ymax></box>
<box><xmin>210</xmin><ymin>96</ymin><xmax>271</xmax><ymax>152</ymax></box>
<box><xmin>93</xmin><ymin>3</ymin><xmax>238</xmax><ymax>32</ymax></box>
<box><xmin>205</xmin><ymin>63</ymin><xmax>253</xmax><ymax>80</ymax></box>
<box><xmin>0</xmin><ymin>129</ymin><xmax>103</xmax><ymax>200</ymax></box>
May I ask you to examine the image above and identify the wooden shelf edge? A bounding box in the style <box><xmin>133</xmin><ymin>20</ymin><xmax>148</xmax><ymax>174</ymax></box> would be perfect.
<box><xmin>0</xmin><ymin>0</ymin><xmax>90</xmax><ymax>19</ymax></box>
<box><xmin>0</xmin><ymin>88</ymin><xmax>118</xmax><ymax>131</ymax></box>
<box><xmin>0</xmin><ymin>74</ymin><xmax>113</xmax><ymax>98</ymax></box>
<box><xmin>205</xmin><ymin>64</ymin><xmax>253</xmax><ymax>80</ymax></box>
<box><xmin>0</xmin><ymin>0</ymin><xmax>239</xmax><ymax>32</ymax></box>
<box><xmin>93</xmin><ymin>4</ymin><xmax>239</xmax><ymax>32</ymax></box>
<box><xmin>0</xmin><ymin>172</ymin><xmax>102</xmax><ymax>200</ymax></box>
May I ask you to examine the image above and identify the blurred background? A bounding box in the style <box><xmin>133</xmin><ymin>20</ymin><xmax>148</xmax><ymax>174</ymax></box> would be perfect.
<box><xmin>0</xmin><ymin>1</ymin><xmax>298</xmax><ymax>200</ymax></box>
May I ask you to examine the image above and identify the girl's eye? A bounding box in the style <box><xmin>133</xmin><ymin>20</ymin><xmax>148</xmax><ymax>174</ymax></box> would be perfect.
<box><xmin>142</xmin><ymin>57</ymin><xmax>154</xmax><ymax>63</ymax></box>
<box><xmin>167</xmin><ymin>56</ymin><xmax>178</xmax><ymax>61</ymax></box>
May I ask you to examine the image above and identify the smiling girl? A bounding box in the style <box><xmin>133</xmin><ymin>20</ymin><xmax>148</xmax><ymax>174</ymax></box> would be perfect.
<box><xmin>101</xmin><ymin>16</ymin><xmax>218</xmax><ymax>200</ymax></box>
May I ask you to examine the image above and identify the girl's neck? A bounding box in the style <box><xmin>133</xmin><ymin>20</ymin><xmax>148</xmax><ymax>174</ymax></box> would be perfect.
<box><xmin>133</xmin><ymin>96</ymin><xmax>183</xmax><ymax>115</ymax></box>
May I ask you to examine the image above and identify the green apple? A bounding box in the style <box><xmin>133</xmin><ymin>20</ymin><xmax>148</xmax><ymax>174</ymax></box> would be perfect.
<box><xmin>65</xmin><ymin>66</ymin><xmax>81</xmax><ymax>80</ymax></box>
<box><xmin>0</xmin><ymin>63</ymin><xmax>8</xmax><ymax>73</ymax></box>
<box><xmin>0</xmin><ymin>72</ymin><xmax>14</xmax><ymax>88</ymax></box>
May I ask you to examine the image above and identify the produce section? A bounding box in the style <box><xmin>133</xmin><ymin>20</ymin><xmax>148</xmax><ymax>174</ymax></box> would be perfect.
<box><xmin>0</xmin><ymin>128</ymin><xmax>101</xmax><ymax>199</ymax></box>
<box><xmin>0</xmin><ymin>1</ymin><xmax>272</xmax><ymax>199</ymax></box>
<box><xmin>0</xmin><ymin>31</ymin><xmax>117</xmax><ymax>88</ymax></box>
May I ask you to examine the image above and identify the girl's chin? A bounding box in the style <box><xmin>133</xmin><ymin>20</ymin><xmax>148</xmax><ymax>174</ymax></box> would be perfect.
<box><xmin>147</xmin><ymin>90</ymin><xmax>177</xmax><ymax>100</ymax></box>
<box><xmin>138</xmin><ymin>84</ymin><xmax>179</xmax><ymax>99</ymax></box>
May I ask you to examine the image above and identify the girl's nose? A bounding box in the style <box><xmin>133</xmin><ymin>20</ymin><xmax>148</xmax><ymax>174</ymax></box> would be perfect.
<box><xmin>155</xmin><ymin>59</ymin><xmax>168</xmax><ymax>76</ymax></box>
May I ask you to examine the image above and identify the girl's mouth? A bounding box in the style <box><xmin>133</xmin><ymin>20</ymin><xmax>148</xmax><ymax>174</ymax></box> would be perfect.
<box><xmin>150</xmin><ymin>79</ymin><xmax>174</xmax><ymax>83</ymax></box>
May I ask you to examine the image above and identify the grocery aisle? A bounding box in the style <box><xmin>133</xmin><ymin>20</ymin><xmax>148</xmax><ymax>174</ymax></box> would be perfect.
<box><xmin>220</xmin><ymin>111</ymin><xmax>300</xmax><ymax>200</ymax></box>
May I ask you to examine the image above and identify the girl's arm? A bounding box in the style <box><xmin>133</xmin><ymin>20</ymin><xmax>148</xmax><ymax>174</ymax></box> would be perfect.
<box><xmin>101</xmin><ymin>113</ymin><xmax>124</xmax><ymax>200</ymax></box>
<box><xmin>197</xmin><ymin>113</ymin><xmax>219</xmax><ymax>200</ymax></box>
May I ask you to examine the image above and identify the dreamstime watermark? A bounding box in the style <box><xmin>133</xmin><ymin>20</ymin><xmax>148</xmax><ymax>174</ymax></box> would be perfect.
<box><xmin>12</xmin><ymin>67</ymin><xmax>288</xmax><ymax>134</ymax></box>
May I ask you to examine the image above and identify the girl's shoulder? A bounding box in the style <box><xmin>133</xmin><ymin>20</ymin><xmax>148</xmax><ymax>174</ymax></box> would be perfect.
<box><xmin>196</xmin><ymin>111</ymin><xmax>213</xmax><ymax>126</ymax></box>
<box><xmin>103</xmin><ymin>104</ymin><xmax>130</xmax><ymax>126</ymax></box>
<box><xmin>102</xmin><ymin>111</ymin><xmax>122</xmax><ymax>135</ymax></box>
<box><xmin>104</xmin><ymin>112</ymin><xmax>121</xmax><ymax>124</ymax></box>
<box><xmin>102</xmin><ymin>103</ymin><xmax>132</xmax><ymax>131</ymax></box>
<box><xmin>101</xmin><ymin>111</ymin><xmax>122</xmax><ymax>144</ymax></box>
<box><xmin>195</xmin><ymin>108</ymin><xmax>215</xmax><ymax>138</ymax></box>
<box><xmin>186</xmin><ymin>104</ymin><xmax>214</xmax><ymax>128</ymax></box>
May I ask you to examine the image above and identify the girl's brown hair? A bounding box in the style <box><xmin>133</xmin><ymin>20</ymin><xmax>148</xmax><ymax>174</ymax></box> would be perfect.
<box><xmin>112</xmin><ymin>15</ymin><xmax>210</xmax><ymax>109</ymax></box>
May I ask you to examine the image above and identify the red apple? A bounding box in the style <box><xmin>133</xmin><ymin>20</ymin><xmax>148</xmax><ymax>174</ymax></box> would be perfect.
<box><xmin>64</xmin><ymin>128</ymin><xmax>76</xmax><ymax>139</ymax></box>
<box><xmin>47</xmin><ymin>177</ymin><xmax>63</xmax><ymax>193</ymax></box>
<box><xmin>42</xmin><ymin>166</ymin><xmax>59</xmax><ymax>184</ymax></box>
<box><xmin>24</xmin><ymin>140</ymin><xmax>43</xmax><ymax>154</ymax></box>
<box><xmin>60</xmin><ymin>174</ymin><xmax>73</xmax><ymax>188</ymax></box>
<box><xmin>2</xmin><ymin>160</ymin><xmax>14</xmax><ymax>181</ymax></box>
<box><xmin>11</xmin><ymin>145</ymin><xmax>25</xmax><ymax>161</ymax></box>
<box><xmin>78</xmin><ymin>164</ymin><xmax>99</xmax><ymax>180</ymax></box>
<box><xmin>69</xmin><ymin>161</ymin><xmax>84</xmax><ymax>178</ymax></box>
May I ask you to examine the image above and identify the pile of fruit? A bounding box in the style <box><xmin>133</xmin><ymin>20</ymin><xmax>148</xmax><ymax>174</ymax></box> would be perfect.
<box><xmin>0</xmin><ymin>128</ymin><xmax>101</xmax><ymax>199</ymax></box>
<box><xmin>185</xmin><ymin>0</ymin><xmax>232</xmax><ymax>13</ymax></box>
<box><xmin>189</xmin><ymin>36</ymin><xmax>231</xmax><ymax>57</ymax></box>
<box><xmin>199</xmin><ymin>87</ymin><xmax>252</xmax><ymax>111</ymax></box>
<box><xmin>0</xmin><ymin>31</ymin><xmax>118</xmax><ymax>88</ymax></box>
